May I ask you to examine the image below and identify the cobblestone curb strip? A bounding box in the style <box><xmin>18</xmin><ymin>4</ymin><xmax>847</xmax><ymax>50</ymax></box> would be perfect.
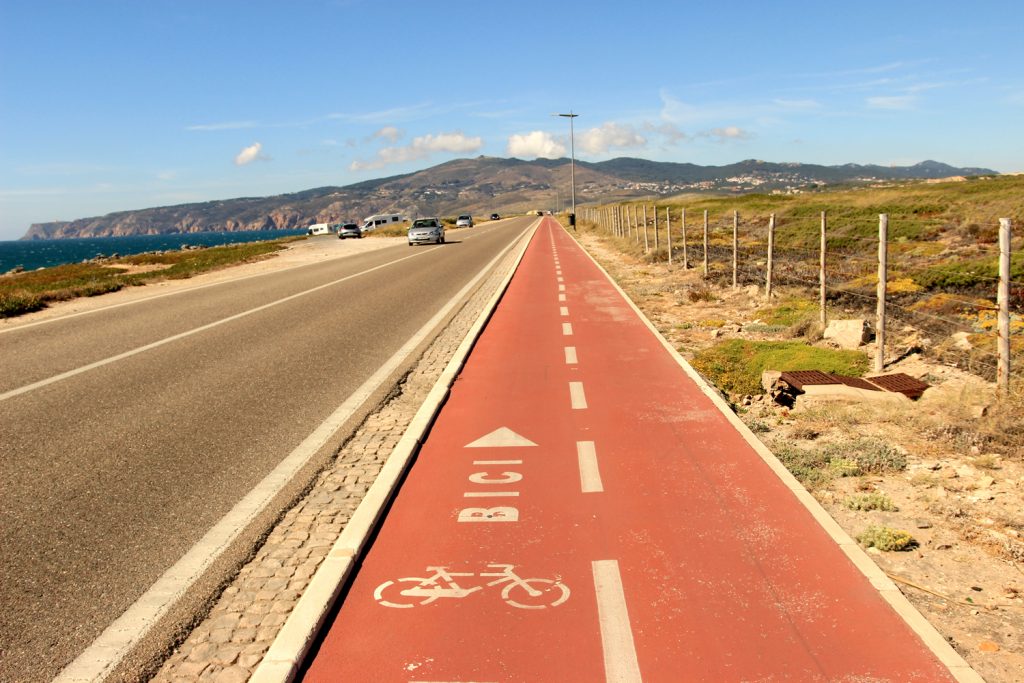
<box><xmin>152</xmin><ymin>222</ymin><xmax>537</xmax><ymax>682</ymax></box>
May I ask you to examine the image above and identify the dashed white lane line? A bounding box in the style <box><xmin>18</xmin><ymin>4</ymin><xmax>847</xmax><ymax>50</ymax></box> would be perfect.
<box><xmin>557</xmin><ymin>277</ymin><xmax>564</xmax><ymax>283</ymax></box>
<box><xmin>558</xmin><ymin>293</ymin><xmax>567</xmax><ymax>302</ymax></box>
<box><xmin>558</xmin><ymin>284</ymin><xmax>566</xmax><ymax>292</ymax></box>
<box><xmin>569</xmin><ymin>381</ymin><xmax>588</xmax><ymax>409</ymax></box>
<box><xmin>577</xmin><ymin>441</ymin><xmax>604</xmax><ymax>493</ymax></box>
<box><xmin>592</xmin><ymin>560</ymin><xmax>642</xmax><ymax>682</ymax></box>
<box><xmin>562</xmin><ymin>322</ymin><xmax>573</xmax><ymax>336</ymax></box>
<box><xmin>560</xmin><ymin>306</ymin><xmax>569</xmax><ymax>316</ymax></box>
<box><xmin>564</xmin><ymin>346</ymin><xmax>578</xmax><ymax>364</ymax></box>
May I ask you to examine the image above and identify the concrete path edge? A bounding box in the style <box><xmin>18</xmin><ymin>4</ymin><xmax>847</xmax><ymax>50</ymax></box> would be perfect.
<box><xmin>566</xmin><ymin>224</ymin><xmax>983</xmax><ymax>683</ymax></box>
<box><xmin>248</xmin><ymin>220</ymin><xmax>539</xmax><ymax>682</ymax></box>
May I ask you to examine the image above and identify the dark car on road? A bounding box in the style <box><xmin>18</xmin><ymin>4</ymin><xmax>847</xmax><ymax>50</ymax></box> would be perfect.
<box><xmin>338</xmin><ymin>222</ymin><xmax>363</xmax><ymax>239</ymax></box>
<box><xmin>490</xmin><ymin>213</ymin><xmax>500</xmax><ymax>220</ymax></box>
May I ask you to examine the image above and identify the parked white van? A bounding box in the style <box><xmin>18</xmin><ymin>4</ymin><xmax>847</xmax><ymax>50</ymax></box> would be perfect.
<box><xmin>307</xmin><ymin>223</ymin><xmax>333</xmax><ymax>236</ymax></box>
<box><xmin>361</xmin><ymin>213</ymin><xmax>406</xmax><ymax>232</ymax></box>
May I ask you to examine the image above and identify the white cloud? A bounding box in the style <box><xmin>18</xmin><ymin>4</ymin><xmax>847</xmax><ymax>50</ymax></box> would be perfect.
<box><xmin>578</xmin><ymin>122</ymin><xmax>646</xmax><ymax>155</ymax></box>
<box><xmin>235</xmin><ymin>142</ymin><xmax>269</xmax><ymax>166</ymax></box>
<box><xmin>372</xmin><ymin>126</ymin><xmax>403</xmax><ymax>143</ymax></box>
<box><xmin>866</xmin><ymin>95</ymin><xmax>916</xmax><ymax>110</ymax></box>
<box><xmin>506</xmin><ymin>131</ymin><xmax>566</xmax><ymax>159</ymax></box>
<box><xmin>702</xmin><ymin>126</ymin><xmax>752</xmax><ymax>142</ymax></box>
<box><xmin>350</xmin><ymin>131</ymin><xmax>483</xmax><ymax>171</ymax></box>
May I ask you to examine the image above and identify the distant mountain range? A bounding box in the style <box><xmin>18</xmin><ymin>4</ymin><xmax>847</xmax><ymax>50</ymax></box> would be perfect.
<box><xmin>21</xmin><ymin>157</ymin><xmax>997</xmax><ymax>240</ymax></box>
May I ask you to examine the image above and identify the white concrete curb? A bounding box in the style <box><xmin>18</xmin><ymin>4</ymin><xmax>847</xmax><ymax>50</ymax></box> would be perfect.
<box><xmin>565</xmin><ymin>224</ymin><xmax>983</xmax><ymax>683</ymax></box>
<box><xmin>249</xmin><ymin>220</ymin><xmax>539</xmax><ymax>682</ymax></box>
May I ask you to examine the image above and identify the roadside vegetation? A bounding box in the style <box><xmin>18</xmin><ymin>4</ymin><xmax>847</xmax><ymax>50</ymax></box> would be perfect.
<box><xmin>0</xmin><ymin>238</ymin><xmax>295</xmax><ymax>318</ymax></box>
<box><xmin>690</xmin><ymin>339</ymin><xmax>868</xmax><ymax>396</ymax></box>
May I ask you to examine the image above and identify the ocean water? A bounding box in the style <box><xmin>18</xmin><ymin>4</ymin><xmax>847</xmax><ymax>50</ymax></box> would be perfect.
<box><xmin>0</xmin><ymin>229</ymin><xmax>308</xmax><ymax>273</ymax></box>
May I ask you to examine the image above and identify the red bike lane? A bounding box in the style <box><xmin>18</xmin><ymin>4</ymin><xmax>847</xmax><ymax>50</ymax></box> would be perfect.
<box><xmin>302</xmin><ymin>217</ymin><xmax>961</xmax><ymax>682</ymax></box>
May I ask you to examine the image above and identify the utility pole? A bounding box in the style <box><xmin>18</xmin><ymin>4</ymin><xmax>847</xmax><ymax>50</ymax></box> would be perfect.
<box><xmin>554</xmin><ymin>112</ymin><xmax>579</xmax><ymax>229</ymax></box>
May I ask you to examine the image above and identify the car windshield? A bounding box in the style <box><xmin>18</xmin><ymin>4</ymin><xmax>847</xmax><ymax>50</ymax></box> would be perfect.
<box><xmin>412</xmin><ymin>220</ymin><xmax>436</xmax><ymax>228</ymax></box>
<box><xmin>343</xmin><ymin>224</ymin><xmax>358</xmax><ymax>229</ymax></box>
<box><xmin>458</xmin><ymin>215</ymin><xmax>470</xmax><ymax>220</ymax></box>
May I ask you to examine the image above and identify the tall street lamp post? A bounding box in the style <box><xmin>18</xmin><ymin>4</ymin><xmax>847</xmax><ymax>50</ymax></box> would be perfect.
<box><xmin>554</xmin><ymin>111</ymin><xmax>578</xmax><ymax>229</ymax></box>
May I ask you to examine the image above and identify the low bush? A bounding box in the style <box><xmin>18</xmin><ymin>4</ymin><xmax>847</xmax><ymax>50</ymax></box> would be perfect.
<box><xmin>772</xmin><ymin>444</ymin><xmax>833</xmax><ymax>490</ymax></box>
<box><xmin>857</xmin><ymin>525</ymin><xmax>916</xmax><ymax>551</ymax></box>
<box><xmin>824</xmin><ymin>437</ymin><xmax>907</xmax><ymax>474</ymax></box>
<box><xmin>844</xmin><ymin>493</ymin><xmax>898</xmax><ymax>511</ymax></box>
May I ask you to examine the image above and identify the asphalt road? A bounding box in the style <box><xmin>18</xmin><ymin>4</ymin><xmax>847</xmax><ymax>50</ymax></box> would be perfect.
<box><xmin>0</xmin><ymin>216</ymin><xmax>533</xmax><ymax>681</ymax></box>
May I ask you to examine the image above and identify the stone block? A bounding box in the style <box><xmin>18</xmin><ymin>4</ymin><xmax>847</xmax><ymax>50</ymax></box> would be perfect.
<box><xmin>823</xmin><ymin>319</ymin><xmax>873</xmax><ymax>349</ymax></box>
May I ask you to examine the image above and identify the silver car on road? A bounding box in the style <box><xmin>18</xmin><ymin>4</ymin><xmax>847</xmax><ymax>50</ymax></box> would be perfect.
<box><xmin>408</xmin><ymin>217</ymin><xmax>446</xmax><ymax>246</ymax></box>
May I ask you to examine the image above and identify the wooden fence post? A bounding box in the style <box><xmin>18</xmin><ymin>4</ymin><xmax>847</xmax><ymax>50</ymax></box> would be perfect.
<box><xmin>765</xmin><ymin>213</ymin><xmax>775</xmax><ymax>300</ymax></box>
<box><xmin>666</xmin><ymin>207</ymin><xmax>673</xmax><ymax>266</ymax></box>
<box><xmin>681</xmin><ymin>208</ymin><xmax>688</xmax><ymax>269</ymax></box>
<box><xmin>998</xmin><ymin>218</ymin><xmax>1012</xmax><ymax>393</ymax></box>
<box><xmin>820</xmin><ymin>211</ymin><xmax>827</xmax><ymax>325</ymax></box>
<box><xmin>702</xmin><ymin>209</ymin><xmax>709</xmax><ymax>278</ymax></box>
<box><xmin>643</xmin><ymin>205</ymin><xmax>650</xmax><ymax>253</ymax></box>
<box><xmin>732</xmin><ymin>210</ymin><xmax>739</xmax><ymax>289</ymax></box>
<box><xmin>653</xmin><ymin>206</ymin><xmax>660</xmax><ymax>252</ymax></box>
<box><xmin>875</xmin><ymin>214</ymin><xmax>888</xmax><ymax>373</ymax></box>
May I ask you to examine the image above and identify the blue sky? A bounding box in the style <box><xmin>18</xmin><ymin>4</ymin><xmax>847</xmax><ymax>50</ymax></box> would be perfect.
<box><xmin>1</xmin><ymin>0</ymin><xmax>1022</xmax><ymax>240</ymax></box>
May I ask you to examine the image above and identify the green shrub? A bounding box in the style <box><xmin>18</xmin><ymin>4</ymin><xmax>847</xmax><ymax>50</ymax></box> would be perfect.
<box><xmin>755</xmin><ymin>297</ymin><xmax>818</xmax><ymax>326</ymax></box>
<box><xmin>0</xmin><ymin>290</ymin><xmax>45</xmax><ymax>317</ymax></box>
<box><xmin>844</xmin><ymin>493</ymin><xmax>898</xmax><ymax>511</ymax></box>
<box><xmin>857</xmin><ymin>525</ymin><xmax>916</xmax><ymax>551</ymax></box>
<box><xmin>824</xmin><ymin>438</ymin><xmax>907</xmax><ymax>474</ymax></box>
<box><xmin>772</xmin><ymin>444</ymin><xmax>833</xmax><ymax>490</ymax></box>
<box><xmin>828</xmin><ymin>457</ymin><xmax>862</xmax><ymax>477</ymax></box>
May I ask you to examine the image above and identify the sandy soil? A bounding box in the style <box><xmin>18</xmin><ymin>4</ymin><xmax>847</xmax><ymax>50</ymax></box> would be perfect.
<box><xmin>579</xmin><ymin>232</ymin><xmax>1023</xmax><ymax>683</ymax></box>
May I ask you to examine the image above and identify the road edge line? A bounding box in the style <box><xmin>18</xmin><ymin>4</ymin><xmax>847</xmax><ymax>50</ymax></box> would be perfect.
<box><xmin>563</xmin><ymin>223</ymin><xmax>983</xmax><ymax>683</ymax></box>
<box><xmin>248</xmin><ymin>220</ymin><xmax>539</xmax><ymax>683</ymax></box>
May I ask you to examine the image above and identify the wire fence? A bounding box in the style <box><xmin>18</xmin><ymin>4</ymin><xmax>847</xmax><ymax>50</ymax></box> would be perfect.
<box><xmin>580</xmin><ymin>205</ymin><xmax>1021</xmax><ymax>393</ymax></box>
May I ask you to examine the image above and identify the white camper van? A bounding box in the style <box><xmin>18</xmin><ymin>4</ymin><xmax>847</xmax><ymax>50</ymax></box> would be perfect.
<box><xmin>361</xmin><ymin>213</ymin><xmax>405</xmax><ymax>233</ymax></box>
<box><xmin>307</xmin><ymin>223</ymin><xmax>333</xmax><ymax>236</ymax></box>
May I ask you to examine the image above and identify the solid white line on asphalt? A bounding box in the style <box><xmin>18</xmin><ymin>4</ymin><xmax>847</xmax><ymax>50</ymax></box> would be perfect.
<box><xmin>569</xmin><ymin>381</ymin><xmax>588</xmax><ymax>409</ymax></box>
<box><xmin>472</xmin><ymin>459</ymin><xmax>524</xmax><ymax>465</ymax></box>
<box><xmin>592</xmin><ymin>560</ymin><xmax>642</xmax><ymax>682</ymax></box>
<box><xmin>577</xmin><ymin>441</ymin><xmax>604</xmax><ymax>493</ymax></box>
<box><xmin>559</xmin><ymin>293</ymin><xmax>567</xmax><ymax>302</ymax></box>
<box><xmin>558</xmin><ymin>284</ymin><xmax>566</xmax><ymax>292</ymax></box>
<box><xmin>564</xmin><ymin>346</ymin><xmax>578</xmax><ymax>364</ymax></box>
<box><xmin>1</xmin><ymin>247</ymin><xmax>438</xmax><ymax>403</ymax></box>
<box><xmin>562</xmin><ymin>322</ymin><xmax>573</xmax><ymax>336</ymax></box>
<box><xmin>560</xmin><ymin>306</ymin><xmax>569</xmax><ymax>316</ymax></box>
<box><xmin>463</xmin><ymin>492</ymin><xmax>520</xmax><ymax>497</ymax></box>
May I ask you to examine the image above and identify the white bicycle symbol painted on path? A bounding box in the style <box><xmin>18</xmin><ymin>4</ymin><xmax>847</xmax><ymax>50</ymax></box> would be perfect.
<box><xmin>374</xmin><ymin>563</ymin><xmax>570</xmax><ymax>610</ymax></box>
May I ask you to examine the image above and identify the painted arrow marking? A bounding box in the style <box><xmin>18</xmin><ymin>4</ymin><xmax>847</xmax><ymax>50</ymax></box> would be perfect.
<box><xmin>465</xmin><ymin>427</ymin><xmax>538</xmax><ymax>448</ymax></box>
